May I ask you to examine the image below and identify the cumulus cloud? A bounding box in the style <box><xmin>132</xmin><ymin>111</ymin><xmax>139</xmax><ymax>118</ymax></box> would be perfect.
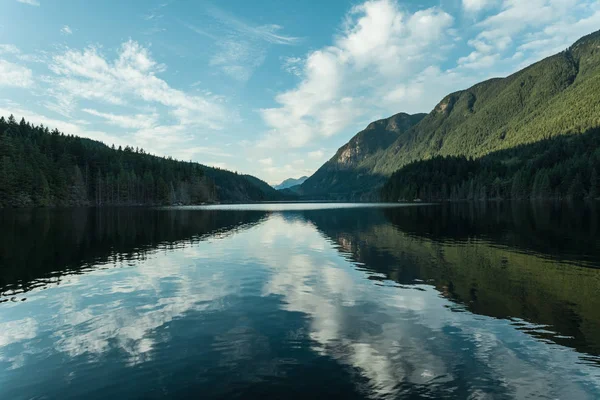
<box><xmin>258</xmin><ymin>157</ymin><xmax>273</xmax><ymax>166</ymax></box>
<box><xmin>460</xmin><ymin>0</ymin><xmax>600</xmax><ymax>73</ymax></box>
<box><xmin>258</xmin><ymin>0</ymin><xmax>455</xmax><ymax>150</ymax></box>
<box><xmin>462</xmin><ymin>0</ymin><xmax>496</xmax><ymax>12</ymax></box>
<box><xmin>61</xmin><ymin>25</ymin><xmax>73</xmax><ymax>35</ymax></box>
<box><xmin>0</xmin><ymin>60</ymin><xmax>33</xmax><ymax>87</ymax></box>
<box><xmin>308</xmin><ymin>150</ymin><xmax>325</xmax><ymax>160</ymax></box>
<box><xmin>47</xmin><ymin>40</ymin><xmax>228</xmax><ymax>128</ymax></box>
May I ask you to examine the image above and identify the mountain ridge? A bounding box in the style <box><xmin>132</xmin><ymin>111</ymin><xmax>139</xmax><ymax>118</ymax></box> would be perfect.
<box><xmin>299</xmin><ymin>112</ymin><xmax>427</xmax><ymax>200</ymax></box>
<box><xmin>300</xmin><ymin>28</ymin><xmax>600</xmax><ymax>200</ymax></box>
<box><xmin>274</xmin><ymin>176</ymin><xmax>308</xmax><ymax>190</ymax></box>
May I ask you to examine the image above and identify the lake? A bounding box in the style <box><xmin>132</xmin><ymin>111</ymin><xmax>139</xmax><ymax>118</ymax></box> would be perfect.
<box><xmin>1</xmin><ymin>203</ymin><xmax>599</xmax><ymax>399</ymax></box>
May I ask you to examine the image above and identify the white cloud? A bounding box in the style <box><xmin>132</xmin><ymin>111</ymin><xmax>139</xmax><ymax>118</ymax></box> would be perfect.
<box><xmin>47</xmin><ymin>40</ymin><xmax>228</xmax><ymax>128</ymax></box>
<box><xmin>205</xmin><ymin>5</ymin><xmax>300</xmax><ymax>45</ymax></box>
<box><xmin>516</xmin><ymin>4</ymin><xmax>600</xmax><ymax>60</ymax></box>
<box><xmin>176</xmin><ymin>146</ymin><xmax>233</xmax><ymax>159</ymax></box>
<box><xmin>0</xmin><ymin>44</ymin><xmax>20</xmax><ymax>55</ymax></box>
<box><xmin>281</xmin><ymin>56</ymin><xmax>303</xmax><ymax>77</ymax></box>
<box><xmin>308</xmin><ymin>150</ymin><xmax>325</xmax><ymax>160</ymax></box>
<box><xmin>461</xmin><ymin>0</ymin><xmax>600</xmax><ymax>72</ymax></box>
<box><xmin>0</xmin><ymin>60</ymin><xmax>33</xmax><ymax>87</ymax></box>
<box><xmin>208</xmin><ymin>162</ymin><xmax>229</xmax><ymax>170</ymax></box>
<box><xmin>17</xmin><ymin>0</ymin><xmax>39</xmax><ymax>5</ymax></box>
<box><xmin>258</xmin><ymin>0</ymin><xmax>455</xmax><ymax>150</ymax></box>
<box><xmin>61</xmin><ymin>25</ymin><xmax>73</xmax><ymax>35</ymax></box>
<box><xmin>462</xmin><ymin>0</ymin><xmax>496</xmax><ymax>12</ymax></box>
<box><xmin>458</xmin><ymin>52</ymin><xmax>500</xmax><ymax>69</ymax></box>
<box><xmin>82</xmin><ymin>108</ymin><xmax>158</xmax><ymax>129</ymax></box>
<box><xmin>258</xmin><ymin>157</ymin><xmax>273</xmax><ymax>166</ymax></box>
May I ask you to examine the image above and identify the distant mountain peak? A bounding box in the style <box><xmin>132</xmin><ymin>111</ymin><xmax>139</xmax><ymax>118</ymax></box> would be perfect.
<box><xmin>274</xmin><ymin>176</ymin><xmax>309</xmax><ymax>190</ymax></box>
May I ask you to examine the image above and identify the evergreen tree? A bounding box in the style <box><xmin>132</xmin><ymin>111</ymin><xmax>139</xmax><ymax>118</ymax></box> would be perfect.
<box><xmin>0</xmin><ymin>116</ymin><xmax>283</xmax><ymax>207</ymax></box>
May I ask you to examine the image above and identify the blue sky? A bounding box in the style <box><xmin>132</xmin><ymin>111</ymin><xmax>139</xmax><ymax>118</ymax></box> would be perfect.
<box><xmin>1</xmin><ymin>0</ymin><xmax>599</xmax><ymax>184</ymax></box>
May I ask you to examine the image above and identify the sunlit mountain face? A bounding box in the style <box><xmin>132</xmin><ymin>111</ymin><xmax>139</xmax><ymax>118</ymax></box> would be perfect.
<box><xmin>1</xmin><ymin>204</ymin><xmax>599</xmax><ymax>399</ymax></box>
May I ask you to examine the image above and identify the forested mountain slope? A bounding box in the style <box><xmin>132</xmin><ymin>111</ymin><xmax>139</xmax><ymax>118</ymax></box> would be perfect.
<box><xmin>375</xmin><ymin>30</ymin><xmax>600</xmax><ymax>175</ymax></box>
<box><xmin>299</xmin><ymin>112</ymin><xmax>426</xmax><ymax>200</ymax></box>
<box><xmin>381</xmin><ymin>30</ymin><xmax>600</xmax><ymax>202</ymax></box>
<box><xmin>0</xmin><ymin>116</ymin><xmax>283</xmax><ymax>207</ymax></box>
<box><xmin>304</xmin><ymin>29</ymin><xmax>600</xmax><ymax>200</ymax></box>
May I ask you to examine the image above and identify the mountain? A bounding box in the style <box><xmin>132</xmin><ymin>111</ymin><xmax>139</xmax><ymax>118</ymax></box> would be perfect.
<box><xmin>241</xmin><ymin>174</ymin><xmax>293</xmax><ymax>200</ymax></box>
<box><xmin>299</xmin><ymin>112</ymin><xmax>427</xmax><ymax>200</ymax></box>
<box><xmin>0</xmin><ymin>116</ymin><xmax>283</xmax><ymax>207</ymax></box>
<box><xmin>274</xmin><ymin>176</ymin><xmax>308</xmax><ymax>190</ymax></box>
<box><xmin>200</xmin><ymin>168</ymin><xmax>288</xmax><ymax>203</ymax></box>
<box><xmin>304</xmin><ymin>29</ymin><xmax>600</xmax><ymax>201</ymax></box>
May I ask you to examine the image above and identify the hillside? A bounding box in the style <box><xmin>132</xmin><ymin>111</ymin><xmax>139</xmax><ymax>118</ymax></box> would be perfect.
<box><xmin>0</xmin><ymin>116</ymin><xmax>282</xmax><ymax>207</ymax></box>
<box><xmin>299</xmin><ymin>112</ymin><xmax>426</xmax><ymax>200</ymax></box>
<box><xmin>304</xmin><ymin>29</ymin><xmax>600</xmax><ymax>200</ymax></box>
<box><xmin>381</xmin><ymin>127</ymin><xmax>600</xmax><ymax>202</ymax></box>
<box><xmin>375</xmin><ymin>30</ymin><xmax>600</xmax><ymax>174</ymax></box>
<box><xmin>274</xmin><ymin>176</ymin><xmax>308</xmax><ymax>190</ymax></box>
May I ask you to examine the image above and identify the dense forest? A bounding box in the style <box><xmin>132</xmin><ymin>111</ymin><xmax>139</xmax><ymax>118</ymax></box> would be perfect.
<box><xmin>381</xmin><ymin>127</ymin><xmax>600</xmax><ymax>202</ymax></box>
<box><xmin>0</xmin><ymin>115</ymin><xmax>283</xmax><ymax>207</ymax></box>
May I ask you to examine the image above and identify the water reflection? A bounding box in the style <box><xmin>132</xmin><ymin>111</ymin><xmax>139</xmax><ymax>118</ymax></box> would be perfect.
<box><xmin>0</xmin><ymin>208</ymin><xmax>267</xmax><ymax>298</ymax></box>
<box><xmin>0</xmin><ymin>204</ymin><xmax>599</xmax><ymax>399</ymax></box>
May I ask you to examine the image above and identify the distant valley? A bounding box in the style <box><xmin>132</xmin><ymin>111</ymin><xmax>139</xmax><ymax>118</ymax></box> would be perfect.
<box><xmin>273</xmin><ymin>176</ymin><xmax>308</xmax><ymax>191</ymax></box>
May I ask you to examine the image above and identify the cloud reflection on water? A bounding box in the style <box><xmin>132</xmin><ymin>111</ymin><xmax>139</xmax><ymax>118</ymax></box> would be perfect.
<box><xmin>0</xmin><ymin>210</ymin><xmax>599</xmax><ymax>399</ymax></box>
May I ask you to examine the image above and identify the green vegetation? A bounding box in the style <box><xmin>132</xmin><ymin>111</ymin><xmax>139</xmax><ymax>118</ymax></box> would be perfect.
<box><xmin>299</xmin><ymin>112</ymin><xmax>426</xmax><ymax>200</ymax></box>
<box><xmin>376</xmin><ymin>30</ymin><xmax>600</xmax><ymax>174</ymax></box>
<box><xmin>303</xmin><ymin>203</ymin><xmax>600</xmax><ymax>356</ymax></box>
<box><xmin>304</xmin><ymin>30</ymin><xmax>600</xmax><ymax>200</ymax></box>
<box><xmin>381</xmin><ymin>127</ymin><xmax>600</xmax><ymax>201</ymax></box>
<box><xmin>0</xmin><ymin>115</ymin><xmax>283</xmax><ymax>207</ymax></box>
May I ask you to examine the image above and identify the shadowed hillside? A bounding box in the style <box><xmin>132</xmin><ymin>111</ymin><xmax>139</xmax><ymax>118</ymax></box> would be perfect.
<box><xmin>0</xmin><ymin>116</ymin><xmax>285</xmax><ymax>207</ymax></box>
<box><xmin>299</xmin><ymin>112</ymin><xmax>426</xmax><ymax>200</ymax></box>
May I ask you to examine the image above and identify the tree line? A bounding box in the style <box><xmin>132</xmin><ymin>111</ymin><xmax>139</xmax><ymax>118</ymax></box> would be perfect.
<box><xmin>0</xmin><ymin>115</ymin><xmax>217</xmax><ymax>207</ymax></box>
<box><xmin>381</xmin><ymin>127</ymin><xmax>600</xmax><ymax>202</ymax></box>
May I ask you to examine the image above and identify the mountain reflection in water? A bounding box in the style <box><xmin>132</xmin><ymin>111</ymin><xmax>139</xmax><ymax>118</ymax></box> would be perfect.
<box><xmin>0</xmin><ymin>203</ymin><xmax>599</xmax><ymax>399</ymax></box>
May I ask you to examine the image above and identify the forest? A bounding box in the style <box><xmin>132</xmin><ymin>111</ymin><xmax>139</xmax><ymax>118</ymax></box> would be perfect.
<box><xmin>0</xmin><ymin>115</ymin><xmax>281</xmax><ymax>207</ymax></box>
<box><xmin>381</xmin><ymin>127</ymin><xmax>600</xmax><ymax>202</ymax></box>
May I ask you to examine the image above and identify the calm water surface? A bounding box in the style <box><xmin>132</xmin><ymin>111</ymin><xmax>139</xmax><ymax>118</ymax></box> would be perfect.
<box><xmin>1</xmin><ymin>203</ymin><xmax>600</xmax><ymax>399</ymax></box>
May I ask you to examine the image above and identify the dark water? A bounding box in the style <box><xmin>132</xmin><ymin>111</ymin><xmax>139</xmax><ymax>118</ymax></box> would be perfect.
<box><xmin>1</xmin><ymin>203</ymin><xmax>600</xmax><ymax>399</ymax></box>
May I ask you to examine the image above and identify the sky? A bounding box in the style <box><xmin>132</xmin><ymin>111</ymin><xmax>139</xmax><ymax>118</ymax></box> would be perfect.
<box><xmin>1</xmin><ymin>0</ymin><xmax>599</xmax><ymax>184</ymax></box>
